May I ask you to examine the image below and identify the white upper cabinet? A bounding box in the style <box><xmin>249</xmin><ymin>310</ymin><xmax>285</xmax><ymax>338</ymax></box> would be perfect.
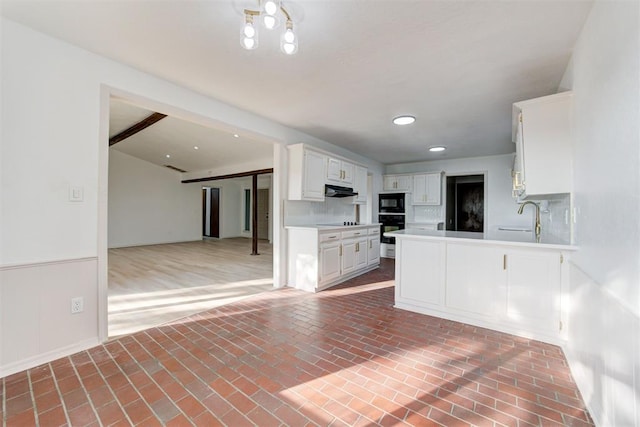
<box><xmin>411</xmin><ymin>173</ymin><xmax>442</xmax><ymax>205</ymax></box>
<box><xmin>327</xmin><ymin>157</ymin><xmax>354</xmax><ymax>185</ymax></box>
<box><xmin>288</xmin><ymin>144</ymin><xmax>326</xmax><ymax>201</ymax></box>
<box><xmin>383</xmin><ymin>174</ymin><xmax>411</xmax><ymax>192</ymax></box>
<box><xmin>288</xmin><ymin>144</ymin><xmax>366</xmax><ymax>202</ymax></box>
<box><xmin>512</xmin><ymin>92</ymin><xmax>573</xmax><ymax>199</ymax></box>
<box><xmin>352</xmin><ymin>165</ymin><xmax>368</xmax><ymax>204</ymax></box>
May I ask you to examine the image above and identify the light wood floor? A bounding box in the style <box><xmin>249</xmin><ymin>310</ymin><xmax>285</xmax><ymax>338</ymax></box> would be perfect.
<box><xmin>108</xmin><ymin>238</ymin><xmax>273</xmax><ymax>338</ymax></box>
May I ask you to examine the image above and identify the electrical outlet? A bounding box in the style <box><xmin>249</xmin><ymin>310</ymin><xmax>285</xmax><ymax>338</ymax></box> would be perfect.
<box><xmin>71</xmin><ymin>297</ymin><xmax>84</xmax><ymax>314</ymax></box>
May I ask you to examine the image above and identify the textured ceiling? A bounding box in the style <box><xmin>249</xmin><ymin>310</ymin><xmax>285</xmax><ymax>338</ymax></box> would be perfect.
<box><xmin>2</xmin><ymin>0</ymin><xmax>593</xmax><ymax>165</ymax></box>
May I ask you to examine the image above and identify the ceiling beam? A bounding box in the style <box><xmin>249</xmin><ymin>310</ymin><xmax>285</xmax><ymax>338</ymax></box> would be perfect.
<box><xmin>109</xmin><ymin>112</ymin><xmax>167</xmax><ymax>146</ymax></box>
<box><xmin>181</xmin><ymin>168</ymin><xmax>273</xmax><ymax>184</ymax></box>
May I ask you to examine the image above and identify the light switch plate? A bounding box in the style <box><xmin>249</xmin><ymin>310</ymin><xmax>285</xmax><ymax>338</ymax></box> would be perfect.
<box><xmin>69</xmin><ymin>185</ymin><xmax>84</xmax><ymax>202</ymax></box>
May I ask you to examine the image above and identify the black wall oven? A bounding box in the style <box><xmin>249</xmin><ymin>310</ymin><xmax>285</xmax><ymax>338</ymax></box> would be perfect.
<box><xmin>379</xmin><ymin>193</ymin><xmax>405</xmax><ymax>213</ymax></box>
<box><xmin>379</xmin><ymin>214</ymin><xmax>405</xmax><ymax>244</ymax></box>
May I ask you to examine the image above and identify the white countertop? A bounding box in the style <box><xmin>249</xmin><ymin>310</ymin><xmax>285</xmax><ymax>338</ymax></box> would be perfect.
<box><xmin>385</xmin><ymin>228</ymin><xmax>576</xmax><ymax>250</ymax></box>
<box><xmin>287</xmin><ymin>223</ymin><xmax>381</xmax><ymax>231</ymax></box>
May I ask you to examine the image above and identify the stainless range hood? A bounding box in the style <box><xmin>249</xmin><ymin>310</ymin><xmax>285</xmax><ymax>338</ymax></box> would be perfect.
<box><xmin>325</xmin><ymin>184</ymin><xmax>358</xmax><ymax>198</ymax></box>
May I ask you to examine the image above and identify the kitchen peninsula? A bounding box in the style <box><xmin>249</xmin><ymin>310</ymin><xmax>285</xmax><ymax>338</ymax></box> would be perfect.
<box><xmin>386</xmin><ymin>228</ymin><xmax>576</xmax><ymax>345</ymax></box>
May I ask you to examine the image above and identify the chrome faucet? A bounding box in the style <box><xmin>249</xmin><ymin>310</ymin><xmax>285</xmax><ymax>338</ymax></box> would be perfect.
<box><xmin>517</xmin><ymin>201</ymin><xmax>541</xmax><ymax>241</ymax></box>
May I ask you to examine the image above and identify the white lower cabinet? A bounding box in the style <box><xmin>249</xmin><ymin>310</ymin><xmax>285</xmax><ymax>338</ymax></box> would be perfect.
<box><xmin>288</xmin><ymin>225</ymin><xmax>381</xmax><ymax>292</ymax></box>
<box><xmin>396</xmin><ymin>239</ymin><xmax>444</xmax><ymax>306</ymax></box>
<box><xmin>393</xmin><ymin>237</ymin><xmax>569</xmax><ymax>344</ymax></box>
<box><xmin>367</xmin><ymin>236</ymin><xmax>380</xmax><ymax>266</ymax></box>
<box><xmin>355</xmin><ymin>237</ymin><xmax>368</xmax><ymax>270</ymax></box>
<box><xmin>505</xmin><ymin>249</ymin><xmax>562</xmax><ymax>334</ymax></box>
<box><xmin>319</xmin><ymin>242</ymin><xmax>341</xmax><ymax>285</ymax></box>
<box><xmin>341</xmin><ymin>239</ymin><xmax>357</xmax><ymax>275</ymax></box>
<box><xmin>446</xmin><ymin>243</ymin><xmax>506</xmax><ymax>318</ymax></box>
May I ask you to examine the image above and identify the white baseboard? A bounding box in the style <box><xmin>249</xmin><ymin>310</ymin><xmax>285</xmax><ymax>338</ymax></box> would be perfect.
<box><xmin>0</xmin><ymin>337</ymin><xmax>100</xmax><ymax>378</ymax></box>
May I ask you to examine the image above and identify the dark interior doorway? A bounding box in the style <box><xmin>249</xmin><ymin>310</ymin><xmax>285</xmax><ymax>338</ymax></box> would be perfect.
<box><xmin>203</xmin><ymin>187</ymin><xmax>220</xmax><ymax>238</ymax></box>
<box><xmin>446</xmin><ymin>175</ymin><xmax>485</xmax><ymax>232</ymax></box>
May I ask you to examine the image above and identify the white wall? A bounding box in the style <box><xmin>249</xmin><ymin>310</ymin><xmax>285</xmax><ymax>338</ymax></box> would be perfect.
<box><xmin>559</xmin><ymin>1</ymin><xmax>640</xmax><ymax>426</ymax></box>
<box><xmin>385</xmin><ymin>154</ymin><xmax>531</xmax><ymax>231</ymax></box>
<box><xmin>108</xmin><ymin>150</ymin><xmax>201</xmax><ymax>248</ymax></box>
<box><xmin>0</xmin><ymin>17</ymin><xmax>382</xmax><ymax>376</ymax></box>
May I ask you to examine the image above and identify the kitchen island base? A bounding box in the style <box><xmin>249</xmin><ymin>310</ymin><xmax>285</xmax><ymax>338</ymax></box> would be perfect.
<box><xmin>390</xmin><ymin>229</ymin><xmax>575</xmax><ymax>345</ymax></box>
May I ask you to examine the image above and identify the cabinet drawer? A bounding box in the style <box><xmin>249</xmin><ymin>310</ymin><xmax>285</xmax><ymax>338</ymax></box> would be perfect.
<box><xmin>319</xmin><ymin>232</ymin><xmax>341</xmax><ymax>243</ymax></box>
<box><xmin>342</xmin><ymin>229</ymin><xmax>367</xmax><ymax>239</ymax></box>
<box><xmin>368</xmin><ymin>227</ymin><xmax>380</xmax><ymax>235</ymax></box>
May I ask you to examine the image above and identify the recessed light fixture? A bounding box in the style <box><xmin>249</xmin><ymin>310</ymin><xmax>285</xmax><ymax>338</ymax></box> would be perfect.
<box><xmin>393</xmin><ymin>115</ymin><xmax>416</xmax><ymax>125</ymax></box>
<box><xmin>193</xmin><ymin>146</ymin><xmax>199</xmax><ymax>150</ymax></box>
<box><xmin>165</xmin><ymin>154</ymin><xmax>171</xmax><ymax>158</ymax></box>
<box><xmin>233</xmin><ymin>134</ymin><xmax>239</xmax><ymax>138</ymax></box>
<box><xmin>429</xmin><ymin>146</ymin><xmax>446</xmax><ymax>152</ymax></box>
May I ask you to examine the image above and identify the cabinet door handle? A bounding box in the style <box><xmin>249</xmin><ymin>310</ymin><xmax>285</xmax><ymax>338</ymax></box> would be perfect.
<box><xmin>339</xmin><ymin>245</ymin><xmax>342</xmax><ymax>256</ymax></box>
<box><xmin>356</xmin><ymin>242</ymin><xmax>359</xmax><ymax>252</ymax></box>
<box><xmin>369</xmin><ymin>240</ymin><xmax>372</xmax><ymax>249</ymax></box>
<box><xmin>327</xmin><ymin>236</ymin><xmax>337</xmax><ymax>239</ymax></box>
<box><xmin>503</xmin><ymin>254</ymin><xmax>507</xmax><ymax>270</ymax></box>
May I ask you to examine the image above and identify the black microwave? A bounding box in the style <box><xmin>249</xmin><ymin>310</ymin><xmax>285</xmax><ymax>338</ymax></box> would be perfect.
<box><xmin>379</xmin><ymin>193</ymin><xmax>405</xmax><ymax>213</ymax></box>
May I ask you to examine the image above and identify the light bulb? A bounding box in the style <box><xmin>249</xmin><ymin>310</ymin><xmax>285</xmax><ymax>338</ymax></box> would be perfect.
<box><xmin>242</xmin><ymin>37</ymin><xmax>256</xmax><ymax>50</ymax></box>
<box><xmin>264</xmin><ymin>0</ymin><xmax>278</xmax><ymax>16</ymax></box>
<box><xmin>282</xmin><ymin>41</ymin><xmax>297</xmax><ymax>55</ymax></box>
<box><xmin>263</xmin><ymin>14</ymin><xmax>277</xmax><ymax>30</ymax></box>
<box><xmin>243</xmin><ymin>22</ymin><xmax>255</xmax><ymax>38</ymax></box>
<box><xmin>284</xmin><ymin>28</ymin><xmax>295</xmax><ymax>43</ymax></box>
<box><xmin>280</xmin><ymin>20</ymin><xmax>297</xmax><ymax>54</ymax></box>
<box><xmin>241</xmin><ymin>14</ymin><xmax>258</xmax><ymax>50</ymax></box>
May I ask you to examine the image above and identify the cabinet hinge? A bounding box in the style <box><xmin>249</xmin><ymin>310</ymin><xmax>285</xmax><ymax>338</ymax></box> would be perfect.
<box><xmin>560</xmin><ymin>254</ymin><xmax>564</xmax><ymax>264</ymax></box>
<box><xmin>519</xmin><ymin>113</ymin><xmax>523</xmax><ymax>123</ymax></box>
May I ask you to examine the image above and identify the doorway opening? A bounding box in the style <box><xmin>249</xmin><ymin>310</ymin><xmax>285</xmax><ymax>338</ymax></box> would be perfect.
<box><xmin>445</xmin><ymin>174</ymin><xmax>485</xmax><ymax>232</ymax></box>
<box><xmin>202</xmin><ymin>187</ymin><xmax>220</xmax><ymax>238</ymax></box>
<box><xmin>257</xmin><ymin>188</ymin><xmax>269</xmax><ymax>240</ymax></box>
<box><xmin>105</xmin><ymin>96</ymin><xmax>276</xmax><ymax>338</ymax></box>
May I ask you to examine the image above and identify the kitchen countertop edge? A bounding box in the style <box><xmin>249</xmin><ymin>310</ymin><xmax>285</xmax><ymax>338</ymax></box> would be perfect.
<box><xmin>286</xmin><ymin>224</ymin><xmax>381</xmax><ymax>231</ymax></box>
<box><xmin>386</xmin><ymin>229</ymin><xmax>577</xmax><ymax>251</ymax></box>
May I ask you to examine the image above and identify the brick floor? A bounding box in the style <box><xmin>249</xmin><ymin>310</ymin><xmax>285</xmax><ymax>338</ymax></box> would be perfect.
<box><xmin>2</xmin><ymin>259</ymin><xmax>593</xmax><ymax>426</ymax></box>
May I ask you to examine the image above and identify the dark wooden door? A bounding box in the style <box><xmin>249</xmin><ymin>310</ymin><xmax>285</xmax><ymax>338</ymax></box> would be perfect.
<box><xmin>202</xmin><ymin>189</ymin><xmax>207</xmax><ymax>236</ymax></box>
<box><xmin>210</xmin><ymin>188</ymin><xmax>220</xmax><ymax>238</ymax></box>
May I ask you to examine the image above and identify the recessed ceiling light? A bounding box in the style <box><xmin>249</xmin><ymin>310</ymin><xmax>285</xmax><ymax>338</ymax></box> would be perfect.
<box><xmin>165</xmin><ymin>154</ymin><xmax>171</xmax><ymax>158</ymax></box>
<box><xmin>233</xmin><ymin>134</ymin><xmax>239</xmax><ymax>138</ymax></box>
<box><xmin>193</xmin><ymin>146</ymin><xmax>199</xmax><ymax>150</ymax></box>
<box><xmin>429</xmin><ymin>146</ymin><xmax>446</xmax><ymax>152</ymax></box>
<box><xmin>393</xmin><ymin>115</ymin><xmax>416</xmax><ymax>125</ymax></box>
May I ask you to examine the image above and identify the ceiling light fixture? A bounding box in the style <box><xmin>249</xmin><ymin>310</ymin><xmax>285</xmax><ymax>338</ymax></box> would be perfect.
<box><xmin>429</xmin><ymin>146</ymin><xmax>446</xmax><ymax>152</ymax></box>
<box><xmin>193</xmin><ymin>146</ymin><xmax>199</xmax><ymax>150</ymax></box>
<box><xmin>241</xmin><ymin>1</ymin><xmax>298</xmax><ymax>55</ymax></box>
<box><xmin>233</xmin><ymin>134</ymin><xmax>239</xmax><ymax>138</ymax></box>
<box><xmin>393</xmin><ymin>115</ymin><xmax>416</xmax><ymax>125</ymax></box>
<box><xmin>166</xmin><ymin>154</ymin><xmax>171</xmax><ymax>158</ymax></box>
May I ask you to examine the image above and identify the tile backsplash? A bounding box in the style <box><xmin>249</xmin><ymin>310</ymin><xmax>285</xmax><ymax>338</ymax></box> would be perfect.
<box><xmin>284</xmin><ymin>198</ymin><xmax>357</xmax><ymax>226</ymax></box>
<box><xmin>536</xmin><ymin>194</ymin><xmax>572</xmax><ymax>244</ymax></box>
<box><xmin>411</xmin><ymin>206</ymin><xmax>444</xmax><ymax>223</ymax></box>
